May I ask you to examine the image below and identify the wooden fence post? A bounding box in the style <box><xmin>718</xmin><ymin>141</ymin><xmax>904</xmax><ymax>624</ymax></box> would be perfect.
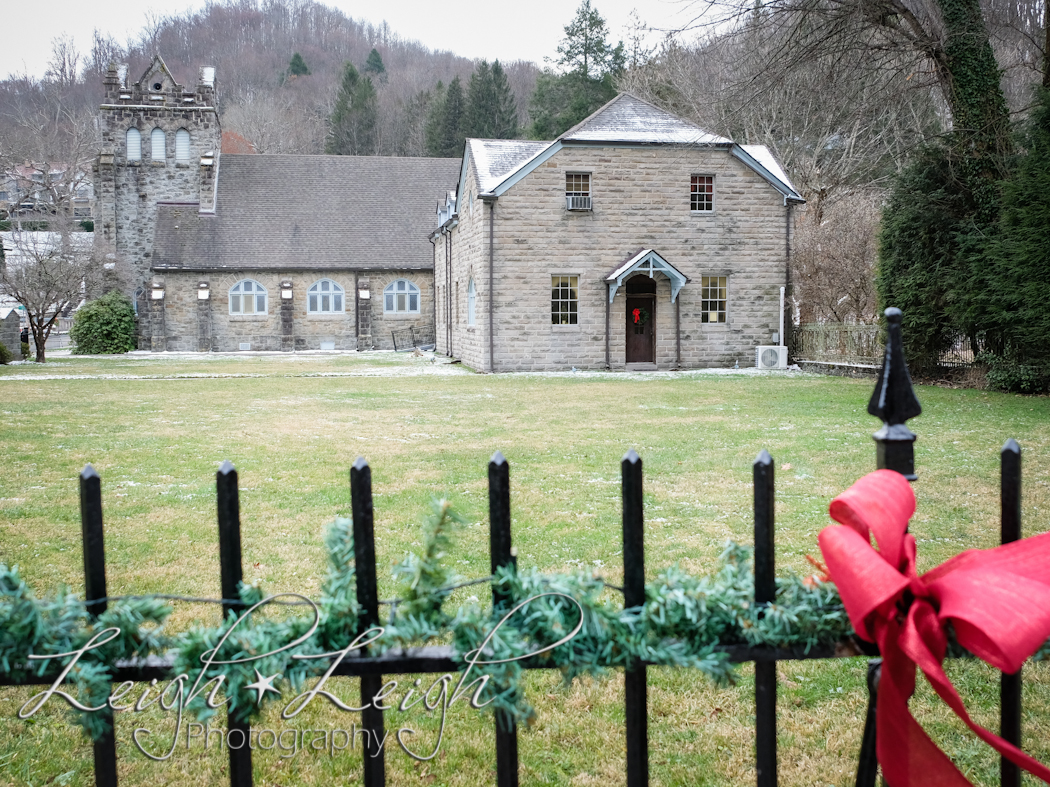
<box><xmin>622</xmin><ymin>449</ymin><xmax>648</xmax><ymax>787</ymax></box>
<box><xmin>489</xmin><ymin>451</ymin><xmax>519</xmax><ymax>787</ymax></box>
<box><xmin>351</xmin><ymin>457</ymin><xmax>386</xmax><ymax>787</ymax></box>
<box><xmin>216</xmin><ymin>460</ymin><xmax>252</xmax><ymax>787</ymax></box>
<box><xmin>80</xmin><ymin>465</ymin><xmax>118</xmax><ymax>787</ymax></box>
<box><xmin>1000</xmin><ymin>439</ymin><xmax>1022</xmax><ymax>787</ymax></box>
<box><xmin>753</xmin><ymin>450</ymin><xmax>777</xmax><ymax>787</ymax></box>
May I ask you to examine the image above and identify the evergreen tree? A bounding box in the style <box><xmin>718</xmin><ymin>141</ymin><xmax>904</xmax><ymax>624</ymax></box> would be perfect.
<box><xmin>326</xmin><ymin>62</ymin><xmax>378</xmax><ymax>155</ymax></box>
<box><xmin>467</xmin><ymin>61</ymin><xmax>496</xmax><ymax>138</ymax></box>
<box><xmin>528</xmin><ymin>0</ymin><xmax>624</xmax><ymax>139</ymax></box>
<box><xmin>489</xmin><ymin>61</ymin><xmax>519</xmax><ymax>139</ymax></box>
<box><xmin>427</xmin><ymin>76</ymin><xmax>465</xmax><ymax>158</ymax></box>
<box><xmin>287</xmin><ymin>52</ymin><xmax>310</xmax><ymax>76</ymax></box>
<box><xmin>977</xmin><ymin>87</ymin><xmax>1050</xmax><ymax>389</ymax></box>
<box><xmin>423</xmin><ymin>81</ymin><xmax>446</xmax><ymax>157</ymax></box>
<box><xmin>364</xmin><ymin>48</ymin><xmax>386</xmax><ymax>78</ymax></box>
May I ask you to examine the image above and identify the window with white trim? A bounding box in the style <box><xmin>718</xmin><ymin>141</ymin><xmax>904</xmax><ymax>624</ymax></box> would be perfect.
<box><xmin>151</xmin><ymin>128</ymin><xmax>166</xmax><ymax>162</ymax></box>
<box><xmin>383</xmin><ymin>279</ymin><xmax>420</xmax><ymax>313</ymax></box>
<box><xmin>175</xmin><ymin>129</ymin><xmax>190</xmax><ymax>163</ymax></box>
<box><xmin>691</xmin><ymin>175</ymin><xmax>714</xmax><ymax>212</ymax></box>
<box><xmin>700</xmin><ymin>276</ymin><xmax>727</xmax><ymax>323</ymax></box>
<box><xmin>565</xmin><ymin>173</ymin><xmax>591</xmax><ymax>211</ymax></box>
<box><xmin>126</xmin><ymin>128</ymin><xmax>141</xmax><ymax>161</ymax></box>
<box><xmin>551</xmin><ymin>275</ymin><xmax>578</xmax><ymax>325</ymax></box>
<box><xmin>467</xmin><ymin>278</ymin><xmax>476</xmax><ymax>325</ymax></box>
<box><xmin>229</xmin><ymin>279</ymin><xmax>268</xmax><ymax>314</ymax></box>
<box><xmin>308</xmin><ymin>279</ymin><xmax>344</xmax><ymax>313</ymax></box>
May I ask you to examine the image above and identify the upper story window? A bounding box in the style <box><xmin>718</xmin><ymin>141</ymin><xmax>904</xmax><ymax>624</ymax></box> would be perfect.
<box><xmin>151</xmin><ymin>128</ymin><xmax>166</xmax><ymax>162</ymax></box>
<box><xmin>127</xmin><ymin>128</ymin><xmax>142</xmax><ymax>161</ymax></box>
<box><xmin>691</xmin><ymin>175</ymin><xmax>714</xmax><ymax>212</ymax></box>
<box><xmin>700</xmin><ymin>276</ymin><xmax>727</xmax><ymax>323</ymax></box>
<box><xmin>308</xmin><ymin>279</ymin><xmax>344</xmax><ymax>313</ymax></box>
<box><xmin>175</xmin><ymin>129</ymin><xmax>190</xmax><ymax>163</ymax></box>
<box><xmin>229</xmin><ymin>279</ymin><xmax>267</xmax><ymax>315</ymax></box>
<box><xmin>384</xmin><ymin>279</ymin><xmax>420</xmax><ymax>313</ymax></box>
<box><xmin>566</xmin><ymin>173</ymin><xmax>591</xmax><ymax>211</ymax></box>
<box><xmin>551</xmin><ymin>275</ymin><xmax>578</xmax><ymax>325</ymax></box>
<box><xmin>467</xmin><ymin>278</ymin><xmax>476</xmax><ymax>325</ymax></box>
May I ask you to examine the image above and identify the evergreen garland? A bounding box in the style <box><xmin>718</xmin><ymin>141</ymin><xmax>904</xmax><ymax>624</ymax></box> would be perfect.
<box><xmin>3</xmin><ymin>502</ymin><xmax>1045</xmax><ymax>741</ymax></box>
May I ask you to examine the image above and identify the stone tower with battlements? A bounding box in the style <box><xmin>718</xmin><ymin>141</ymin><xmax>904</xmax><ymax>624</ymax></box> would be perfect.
<box><xmin>94</xmin><ymin>55</ymin><xmax>220</xmax><ymax>335</ymax></box>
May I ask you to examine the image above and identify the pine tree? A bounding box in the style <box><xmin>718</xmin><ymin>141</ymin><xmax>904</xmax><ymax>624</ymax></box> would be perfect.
<box><xmin>466</xmin><ymin>61</ymin><xmax>495</xmax><ymax>138</ymax></box>
<box><xmin>423</xmin><ymin>81</ymin><xmax>446</xmax><ymax>157</ymax></box>
<box><xmin>364</xmin><ymin>48</ymin><xmax>386</xmax><ymax>78</ymax></box>
<box><xmin>287</xmin><ymin>52</ymin><xmax>310</xmax><ymax>76</ymax></box>
<box><xmin>434</xmin><ymin>76</ymin><xmax>466</xmax><ymax>158</ymax></box>
<box><xmin>326</xmin><ymin>62</ymin><xmax>378</xmax><ymax>155</ymax></box>
<box><xmin>489</xmin><ymin>61</ymin><xmax>519</xmax><ymax>139</ymax></box>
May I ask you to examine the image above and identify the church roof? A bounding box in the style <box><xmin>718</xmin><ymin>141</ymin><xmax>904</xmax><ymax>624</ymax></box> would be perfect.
<box><xmin>558</xmin><ymin>93</ymin><xmax>731</xmax><ymax>146</ymax></box>
<box><xmin>152</xmin><ymin>154</ymin><xmax>460</xmax><ymax>272</ymax></box>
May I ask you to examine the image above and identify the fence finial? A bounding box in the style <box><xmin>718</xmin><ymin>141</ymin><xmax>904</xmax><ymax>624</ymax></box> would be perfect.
<box><xmin>491</xmin><ymin>450</ymin><xmax>507</xmax><ymax>466</ymax></box>
<box><xmin>81</xmin><ymin>464</ymin><xmax>99</xmax><ymax>480</ymax></box>
<box><xmin>218</xmin><ymin>459</ymin><xmax>235</xmax><ymax>475</ymax></box>
<box><xmin>623</xmin><ymin>448</ymin><xmax>640</xmax><ymax>465</ymax></box>
<box><xmin>868</xmin><ymin>308</ymin><xmax>922</xmax><ymax>480</ymax></box>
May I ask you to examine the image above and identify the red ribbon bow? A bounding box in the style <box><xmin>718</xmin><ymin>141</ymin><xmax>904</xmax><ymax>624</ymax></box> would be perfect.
<box><xmin>819</xmin><ymin>470</ymin><xmax>1050</xmax><ymax>787</ymax></box>
<box><xmin>632</xmin><ymin>308</ymin><xmax>641</xmax><ymax>324</ymax></box>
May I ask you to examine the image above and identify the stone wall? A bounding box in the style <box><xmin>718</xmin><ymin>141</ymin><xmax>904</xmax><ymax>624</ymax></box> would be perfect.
<box><xmin>444</xmin><ymin>144</ymin><xmax>793</xmax><ymax>371</ymax></box>
<box><xmin>152</xmin><ymin>269</ymin><xmax>432</xmax><ymax>352</ymax></box>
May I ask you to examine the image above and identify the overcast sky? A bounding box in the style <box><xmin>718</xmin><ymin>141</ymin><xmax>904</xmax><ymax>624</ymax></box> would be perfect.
<box><xmin>3</xmin><ymin>0</ymin><xmax>704</xmax><ymax>80</ymax></box>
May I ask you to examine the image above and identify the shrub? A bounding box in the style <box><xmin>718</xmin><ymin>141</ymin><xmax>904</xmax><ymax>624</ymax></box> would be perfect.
<box><xmin>20</xmin><ymin>342</ymin><xmax>30</xmax><ymax>360</ymax></box>
<box><xmin>0</xmin><ymin>342</ymin><xmax>11</xmax><ymax>364</ymax></box>
<box><xmin>70</xmin><ymin>291</ymin><xmax>137</xmax><ymax>354</ymax></box>
<box><xmin>978</xmin><ymin>352</ymin><xmax>1050</xmax><ymax>394</ymax></box>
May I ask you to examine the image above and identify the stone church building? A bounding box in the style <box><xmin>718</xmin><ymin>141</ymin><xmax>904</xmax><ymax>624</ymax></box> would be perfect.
<box><xmin>95</xmin><ymin>57</ymin><xmax>802</xmax><ymax>367</ymax></box>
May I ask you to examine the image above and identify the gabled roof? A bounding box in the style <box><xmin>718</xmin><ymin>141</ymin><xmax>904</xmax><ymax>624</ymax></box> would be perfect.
<box><xmin>605</xmin><ymin>249</ymin><xmax>689</xmax><ymax>303</ymax></box>
<box><xmin>558</xmin><ymin>93</ymin><xmax>731</xmax><ymax>145</ymax></box>
<box><xmin>458</xmin><ymin>93</ymin><xmax>801</xmax><ymax>204</ymax></box>
<box><xmin>153</xmin><ymin>154</ymin><xmax>460</xmax><ymax>272</ymax></box>
<box><xmin>466</xmin><ymin>139</ymin><xmax>550</xmax><ymax>194</ymax></box>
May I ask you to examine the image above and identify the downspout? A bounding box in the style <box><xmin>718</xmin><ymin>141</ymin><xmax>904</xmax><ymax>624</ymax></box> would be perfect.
<box><xmin>487</xmin><ymin>198</ymin><xmax>495</xmax><ymax>373</ymax></box>
<box><xmin>675</xmin><ymin>296</ymin><xmax>681</xmax><ymax>368</ymax></box>
<box><xmin>604</xmin><ymin>285</ymin><xmax>610</xmax><ymax>369</ymax></box>
<box><xmin>448</xmin><ymin>229</ymin><xmax>454</xmax><ymax>357</ymax></box>
<box><xmin>784</xmin><ymin>201</ymin><xmax>794</xmax><ymax>357</ymax></box>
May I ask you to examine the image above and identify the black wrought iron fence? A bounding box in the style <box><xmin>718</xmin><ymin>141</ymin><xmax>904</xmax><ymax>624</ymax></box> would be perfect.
<box><xmin>1</xmin><ymin>309</ymin><xmax>1035</xmax><ymax>787</ymax></box>
<box><xmin>391</xmin><ymin>325</ymin><xmax>435</xmax><ymax>352</ymax></box>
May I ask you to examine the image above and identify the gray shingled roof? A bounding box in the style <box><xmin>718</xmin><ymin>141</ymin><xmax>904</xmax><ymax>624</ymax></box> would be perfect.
<box><xmin>466</xmin><ymin>139</ymin><xmax>550</xmax><ymax>193</ymax></box>
<box><xmin>558</xmin><ymin>93</ymin><xmax>731</xmax><ymax>145</ymax></box>
<box><xmin>152</xmin><ymin>154</ymin><xmax>460</xmax><ymax>272</ymax></box>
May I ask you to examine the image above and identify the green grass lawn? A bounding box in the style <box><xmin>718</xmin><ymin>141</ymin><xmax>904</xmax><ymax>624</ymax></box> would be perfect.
<box><xmin>1</xmin><ymin>352</ymin><xmax>1048</xmax><ymax>786</ymax></box>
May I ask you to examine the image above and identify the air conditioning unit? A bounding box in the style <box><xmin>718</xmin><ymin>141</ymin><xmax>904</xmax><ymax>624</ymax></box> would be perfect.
<box><xmin>566</xmin><ymin>195</ymin><xmax>592</xmax><ymax>211</ymax></box>
<box><xmin>755</xmin><ymin>345</ymin><xmax>788</xmax><ymax>369</ymax></box>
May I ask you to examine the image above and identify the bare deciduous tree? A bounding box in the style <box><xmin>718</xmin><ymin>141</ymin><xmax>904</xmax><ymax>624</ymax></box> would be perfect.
<box><xmin>0</xmin><ymin>220</ymin><xmax>99</xmax><ymax>362</ymax></box>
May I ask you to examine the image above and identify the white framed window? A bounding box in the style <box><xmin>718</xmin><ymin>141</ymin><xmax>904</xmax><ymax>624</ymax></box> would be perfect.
<box><xmin>700</xmin><ymin>276</ymin><xmax>727</xmax><ymax>323</ymax></box>
<box><xmin>308</xmin><ymin>279</ymin><xmax>344</xmax><ymax>313</ymax></box>
<box><xmin>551</xmin><ymin>275</ymin><xmax>578</xmax><ymax>325</ymax></box>
<box><xmin>467</xmin><ymin>278</ymin><xmax>476</xmax><ymax>325</ymax></box>
<box><xmin>175</xmin><ymin>129</ymin><xmax>190</xmax><ymax>163</ymax></box>
<box><xmin>126</xmin><ymin>128</ymin><xmax>141</xmax><ymax>161</ymax></box>
<box><xmin>691</xmin><ymin>175</ymin><xmax>714</xmax><ymax>212</ymax></box>
<box><xmin>229</xmin><ymin>279</ymin><xmax>268</xmax><ymax>315</ymax></box>
<box><xmin>384</xmin><ymin>279</ymin><xmax>420</xmax><ymax>313</ymax></box>
<box><xmin>565</xmin><ymin>173</ymin><xmax>591</xmax><ymax>211</ymax></box>
<box><xmin>151</xmin><ymin>128</ymin><xmax>166</xmax><ymax>162</ymax></box>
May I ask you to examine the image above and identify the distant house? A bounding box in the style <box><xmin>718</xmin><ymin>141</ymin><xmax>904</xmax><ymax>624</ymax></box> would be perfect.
<box><xmin>1</xmin><ymin>162</ymin><xmax>93</xmax><ymax>218</ymax></box>
<box><xmin>97</xmin><ymin>58</ymin><xmax>802</xmax><ymax>366</ymax></box>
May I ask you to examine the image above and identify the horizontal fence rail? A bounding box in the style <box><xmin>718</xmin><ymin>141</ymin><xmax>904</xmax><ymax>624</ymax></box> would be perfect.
<box><xmin>3</xmin><ymin>308</ymin><xmax>1034</xmax><ymax>787</ymax></box>
<box><xmin>791</xmin><ymin>322</ymin><xmax>984</xmax><ymax>369</ymax></box>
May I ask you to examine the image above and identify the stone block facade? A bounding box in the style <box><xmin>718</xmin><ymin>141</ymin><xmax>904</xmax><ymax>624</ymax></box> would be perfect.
<box><xmin>436</xmin><ymin>143</ymin><xmax>795</xmax><ymax>372</ymax></box>
<box><xmin>148</xmin><ymin>269</ymin><xmax>433</xmax><ymax>352</ymax></box>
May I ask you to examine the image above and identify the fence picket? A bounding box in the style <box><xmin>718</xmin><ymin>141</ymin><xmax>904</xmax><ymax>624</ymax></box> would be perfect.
<box><xmin>1000</xmin><ymin>439</ymin><xmax>1022</xmax><ymax>787</ymax></box>
<box><xmin>622</xmin><ymin>449</ymin><xmax>648</xmax><ymax>787</ymax></box>
<box><xmin>488</xmin><ymin>451</ymin><xmax>519</xmax><ymax>787</ymax></box>
<box><xmin>217</xmin><ymin>461</ymin><xmax>253</xmax><ymax>787</ymax></box>
<box><xmin>352</xmin><ymin>458</ymin><xmax>386</xmax><ymax>787</ymax></box>
<box><xmin>80</xmin><ymin>465</ymin><xmax>118</xmax><ymax>787</ymax></box>
<box><xmin>753</xmin><ymin>451</ymin><xmax>777</xmax><ymax>787</ymax></box>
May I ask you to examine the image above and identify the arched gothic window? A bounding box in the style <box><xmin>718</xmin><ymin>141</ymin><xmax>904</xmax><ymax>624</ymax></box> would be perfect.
<box><xmin>308</xmin><ymin>279</ymin><xmax>344</xmax><ymax>313</ymax></box>
<box><xmin>126</xmin><ymin>128</ymin><xmax>141</xmax><ymax>161</ymax></box>
<box><xmin>383</xmin><ymin>279</ymin><xmax>420</xmax><ymax>313</ymax></box>
<box><xmin>175</xmin><ymin>129</ymin><xmax>190</xmax><ymax>163</ymax></box>
<box><xmin>229</xmin><ymin>279</ymin><xmax>267</xmax><ymax>314</ymax></box>
<box><xmin>151</xmin><ymin>128</ymin><xmax>166</xmax><ymax>162</ymax></box>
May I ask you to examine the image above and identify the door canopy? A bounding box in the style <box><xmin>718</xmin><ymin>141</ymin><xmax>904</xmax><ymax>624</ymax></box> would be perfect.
<box><xmin>606</xmin><ymin>249</ymin><xmax>689</xmax><ymax>304</ymax></box>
